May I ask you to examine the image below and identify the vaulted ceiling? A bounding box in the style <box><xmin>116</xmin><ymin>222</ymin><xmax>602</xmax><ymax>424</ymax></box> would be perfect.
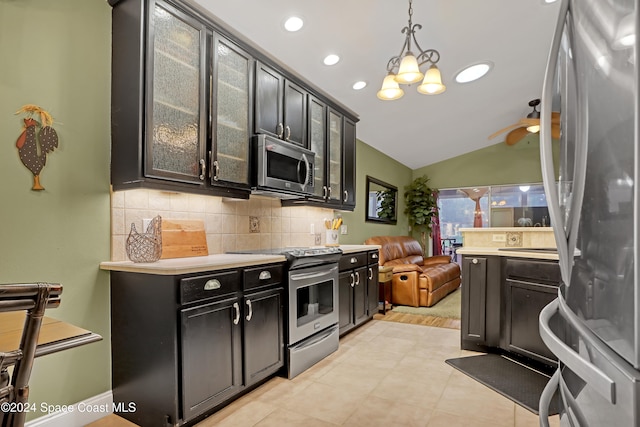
<box><xmin>194</xmin><ymin>0</ymin><xmax>561</xmax><ymax>170</ymax></box>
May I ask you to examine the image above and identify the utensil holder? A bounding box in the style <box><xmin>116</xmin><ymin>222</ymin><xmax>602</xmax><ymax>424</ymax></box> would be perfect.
<box><xmin>325</xmin><ymin>230</ymin><xmax>339</xmax><ymax>246</ymax></box>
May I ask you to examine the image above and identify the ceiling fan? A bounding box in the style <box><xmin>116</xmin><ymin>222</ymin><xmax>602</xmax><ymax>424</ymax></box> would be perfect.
<box><xmin>488</xmin><ymin>99</ymin><xmax>560</xmax><ymax>145</ymax></box>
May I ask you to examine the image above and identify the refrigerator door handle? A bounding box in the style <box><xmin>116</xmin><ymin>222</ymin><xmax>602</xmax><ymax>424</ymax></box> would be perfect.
<box><xmin>540</xmin><ymin>0</ymin><xmax>571</xmax><ymax>284</ymax></box>
<box><xmin>539</xmin><ymin>297</ymin><xmax>616</xmax><ymax>404</ymax></box>
<box><xmin>558</xmin><ymin>368</ymin><xmax>590</xmax><ymax>427</ymax></box>
<box><xmin>539</xmin><ymin>368</ymin><xmax>560</xmax><ymax>427</ymax></box>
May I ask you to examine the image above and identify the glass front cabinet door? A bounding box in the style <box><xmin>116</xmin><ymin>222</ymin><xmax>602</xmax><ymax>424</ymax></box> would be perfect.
<box><xmin>328</xmin><ymin>109</ymin><xmax>343</xmax><ymax>203</ymax></box>
<box><xmin>146</xmin><ymin>1</ymin><xmax>207</xmax><ymax>184</ymax></box>
<box><xmin>309</xmin><ymin>95</ymin><xmax>327</xmax><ymax>199</ymax></box>
<box><xmin>211</xmin><ymin>34</ymin><xmax>252</xmax><ymax>188</ymax></box>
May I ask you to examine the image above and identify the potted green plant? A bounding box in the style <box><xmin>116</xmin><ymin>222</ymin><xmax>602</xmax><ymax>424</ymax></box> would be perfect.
<box><xmin>404</xmin><ymin>175</ymin><xmax>439</xmax><ymax>254</ymax></box>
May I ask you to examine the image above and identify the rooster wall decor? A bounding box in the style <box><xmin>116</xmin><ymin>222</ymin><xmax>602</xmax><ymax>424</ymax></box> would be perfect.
<box><xmin>15</xmin><ymin>104</ymin><xmax>59</xmax><ymax>191</ymax></box>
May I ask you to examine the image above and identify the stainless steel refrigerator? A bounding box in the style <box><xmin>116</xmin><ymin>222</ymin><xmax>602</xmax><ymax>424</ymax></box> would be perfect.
<box><xmin>537</xmin><ymin>0</ymin><xmax>639</xmax><ymax>425</ymax></box>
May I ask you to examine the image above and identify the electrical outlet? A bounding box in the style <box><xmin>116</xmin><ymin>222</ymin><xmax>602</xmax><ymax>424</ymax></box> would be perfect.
<box><xmin>492</xmin><ymin>234</ymin><xmax>506</xmax><ymax>242</ymax></box>
<box><xmin>142</xmin><ymin>218</ymin><xmax>152</xmax><ymax>230</ymax></box>
<box><xmin>340</xmin><ymin>224</ymin><xmax>348</xmax><ymax>235</ymax></box>
<box><xmin>314</xmin><ymin>233</ymin><xmax>321</xmax><ymax>245</ymax></box>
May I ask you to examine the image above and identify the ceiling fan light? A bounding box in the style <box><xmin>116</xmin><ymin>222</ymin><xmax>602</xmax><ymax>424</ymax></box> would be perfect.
<box><xmin>395</xmin><ymin>53</ymin><xmax>424</xmax><ymax>84</ymax></box>
<box><xmin>417</xmin><ymin>65</ymin><xmax>446</xmax><ymax>95</ymax></box>
<box><xmin>377</xmin><ymin>75</ymin><xmax>404</xmax><ymax>100</ymax></box>
<box><xmin>527</xmin><ymin>124</ymin><xmax>540</xmax><ymax>133</ymax></box>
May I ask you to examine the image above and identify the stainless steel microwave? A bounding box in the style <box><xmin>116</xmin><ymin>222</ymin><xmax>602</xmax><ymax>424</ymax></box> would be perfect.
<box><xmin>253</xmin><ymin>134</ymin><xmax>315</xmax><ymax>196</ymax></box>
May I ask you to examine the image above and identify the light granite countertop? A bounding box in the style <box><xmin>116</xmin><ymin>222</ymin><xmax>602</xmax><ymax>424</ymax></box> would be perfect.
<box><xmin>100</xmin><ymin>244</ymin><xmax>380</xmax><ymax>275</ymax></box>
<box><xmin>456</xmin><ymin>247</ymin><xmax>560</xmax><ymax>260</ymax></box>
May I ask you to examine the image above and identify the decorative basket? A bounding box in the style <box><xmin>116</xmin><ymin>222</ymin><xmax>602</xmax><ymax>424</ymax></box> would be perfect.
<box><xmin>126</xmin><ymin>215</ymin><xmax>162</xmax><ymax>263</ymax></box>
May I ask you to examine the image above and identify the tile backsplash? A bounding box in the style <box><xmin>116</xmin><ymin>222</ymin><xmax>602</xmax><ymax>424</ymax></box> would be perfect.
<box><xmin>110</xmin><ymin>189</ymin><xmax>335</xmax><ymax>261</ymax></box>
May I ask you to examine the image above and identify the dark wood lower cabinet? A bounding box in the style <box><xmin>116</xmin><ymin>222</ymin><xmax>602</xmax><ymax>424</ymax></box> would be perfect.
<box><xmin>461</xmin><ymin>255</ymin><xmax>502</xmax><ymax>352</ymax></box>
<box><xmin>502</xmin><ymin>258</ymin><xmax>560</xmax><ymax>366</ymax></box>
<box><xmin>338</xmin><ymin>250</ymin><xmax>379</xmax><ymax>336</ymax></box>
<box><xmin>181</xmin><ymin>296</ymin><xmax>242</xmax><ymax>421</ymax></box>
<box><xmin>243</xmin><ymin>287</ymin><xmax>284</xmax><ymax>385</ymax></box>
<box><xmin>110</xmin><ymin>263</ymin><xmax>284</xmax><ymax>427</ymax></box>
<box><xmin>461</xmin><ymin>254</ymin><xmax>561</xmax><ymax>368</ymax></box>
<box><xmin>367</xmin><ymin>263</ymin><xmax>379</xmax><ymax>316</ymax></box>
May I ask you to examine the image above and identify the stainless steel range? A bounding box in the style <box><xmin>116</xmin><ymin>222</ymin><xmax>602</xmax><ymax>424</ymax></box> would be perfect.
<box><xmin>232</xmin><ymin>247</ymin><xmax>342</xmax><ymax>378</ymax></box>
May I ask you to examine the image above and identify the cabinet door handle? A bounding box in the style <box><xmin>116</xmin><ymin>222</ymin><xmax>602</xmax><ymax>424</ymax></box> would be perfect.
<box><xmin>472</xmin><ymin>258</ymin><xmax>478</xmax><ymax>264</ymax></box>
<box><xmin>285</xmin><ymin>125</ymin><xmax>291</xmax><ymax>141</ymax></box>
<box><xmin>355</xmin><ymin>271</ymin><xmax>360</xmax><ymax>286</ymax></box>
<box><xmin>199</xmin><ymin>158</ymin><xmax>206</xmax><ymax>181</ymax></box>
<box><xmin>259</xmin><ymin>271</ymin><xmax>272</xmax><ymax>280</ymax></box>
<box><xmin>212</xmin><ymin>160</ymin><xmax>220</xmax><ymax>181</ymax></box>
<box><xmin>371</xmin><ymin>253</ymin><xmax>378</xmax><ymax>259</ymax></box>
<box><xmin>322</xmin><ymin>186</ymin><xmax>328</xmax><ymax>199</ymax></box>
<box><xmin>343</xmin><ymin>190</ymin><xmax>348</xmax><ymax>203</ymax></box>
<box><xmin>277</xmin><ymin>123</ymin><xmax>284</xmax><ymax>138</ymax></box>
<box><xmin>349</xmin><ymin>273</ymin><xmax>355</xmax><ymax>287</ymax></box>
<box><xmin>368</xmin><ymin>268</ymin><xmax>373</xmax><ymax>280</ymax></box>
<box><xmin>203</xmin><ymin>279</ymin><xmax>221</xmax><ymax>290</ymax></box>
<box><xmin>245</xmin><ymin>299</ymin><xmax>253</xmax><ymax>321</ymax></box>
<box><xmin>350</xmin><ymin>257</ymin><xmax>358</xmax><ymax>264</ymax></box>
<box><xmin>327</xmin><ymin>187</ymin><xmax>332</xmax><ymax>199</ymax></box>
<box><xmin>232</xmin><ymin>302</ymin><xmax>240</xmax><ymax>325</ymax></box>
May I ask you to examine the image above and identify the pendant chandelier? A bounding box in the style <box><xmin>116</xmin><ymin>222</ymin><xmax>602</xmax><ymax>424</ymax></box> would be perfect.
<box><xmin>377</xmin><ymin>0</ymin><xmax>446</xmax><ymax>101</ymax></box>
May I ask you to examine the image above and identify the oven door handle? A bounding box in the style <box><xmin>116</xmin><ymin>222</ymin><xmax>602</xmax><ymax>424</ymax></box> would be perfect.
<box><xmin>290</xmin><ymin>266</ymin><xmax>338</xmax><ymax>282</ymax></box>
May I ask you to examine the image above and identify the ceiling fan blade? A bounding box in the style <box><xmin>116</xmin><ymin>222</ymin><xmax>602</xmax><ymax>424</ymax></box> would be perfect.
<box><xmin>488</xmin><ymin>123</ymin><xmax>522</xmax><ymax>140</ymax></box>
<box><xmin>519</xmin><ymin>117</ymin><xmax>540</xmax><ymax>127</ymax></box>
<box><xmin>505</xmin><ymin>127</ymin><xmax>530</xmax><ymax>145</ymax></box>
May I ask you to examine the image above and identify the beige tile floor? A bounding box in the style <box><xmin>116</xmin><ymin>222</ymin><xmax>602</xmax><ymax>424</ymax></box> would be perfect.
<box><xmin>193</xmin><ymin>319</ymin><xmax>560</xmax><ymax>427</ymax></box>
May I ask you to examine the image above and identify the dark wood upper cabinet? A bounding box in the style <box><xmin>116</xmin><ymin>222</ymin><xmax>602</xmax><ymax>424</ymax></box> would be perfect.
<box><xmin>283</xmin><ymin>80</ymin><xmax>308</xmax><ymax>146</ymax></box>
<box><xmin>255</xmin><ymin>61</ymin><xmax>307</xmax><ymax>147</ymax></box>
<box><xmin>111</xmin><ymin>0</ymin><xmax>249</xmax><ymax>198</ymax></box>
<box><xmin>254</xmin><ymin>62</ymin><xmax>282</xmax><ymax>139</ymax></box>
<box><xmin>342</xmin><ymin>117</ymin><xmax>357</xmax><ymax>208</ymax></box>
<box><xmin>110</xmin><ymin>0</ymin><xmax>355</xmax><ymax>203</ymax></box>
<box><xmin>210</xmin><ymin>33</ymin><xmax>253</xmax><ymax>189</ymax></box>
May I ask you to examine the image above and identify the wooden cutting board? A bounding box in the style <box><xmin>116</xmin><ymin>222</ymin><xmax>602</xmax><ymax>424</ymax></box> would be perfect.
<box><xmin>161</xmin><ymin>219</ymin><xmax>208</xmax><ymax>259</ymax></box>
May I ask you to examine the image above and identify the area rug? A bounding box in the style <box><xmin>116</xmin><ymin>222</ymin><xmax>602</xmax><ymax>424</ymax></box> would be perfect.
<box><xmin>391</xmin><ymin>287</ymin><xmax>461</xmax><ymax>319</ymax></box>
<box><xmin>445</xmin><ymin>353</ymin><xmax>560</xmax><ymax>415</ymax></box>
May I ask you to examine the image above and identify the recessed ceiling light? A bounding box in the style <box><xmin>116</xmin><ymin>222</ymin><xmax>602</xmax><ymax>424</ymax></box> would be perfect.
<box><xmin>455</xmin><ymin>62</ymin><xmax>493</xmax><ymax>83</ymax></box>
<box><xmin>542</xmin><ymin>0</ymin><xmax>557</xmax><ymax>3</ymax></box>
<box><xmin>323</xmin><ymin>54</ymin><xmax>340</xmax><ymax>66</ymax></box>
<box><xmin>283</xmin><ymin>16</ymin><xmax>304</xmax><ymax>32</ymax></box>
<box><xmin>352</xmin><ymin>81</ymin><xmax>367</xmax><ymax>90</ymax></box>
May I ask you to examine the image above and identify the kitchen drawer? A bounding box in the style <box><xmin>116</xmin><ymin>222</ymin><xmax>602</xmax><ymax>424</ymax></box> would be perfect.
<box><xmin>339</xmin><ymin>252</ymin><xmax>368</xmax><ymax>271</ymax></box>
<box><xmin>368</xmin><ymin>250</ymin><xmax>380</xmax><ymax>265</ymax></box>
<box><xmin>505</xmin><ymin>258</ymin><xmax>561</xmax><ymax>284</ymax></box>
<box><xmin>244</xmin><ymin>263</ymin><xmax>284</xmax><ymax>291</ymax></box>
<box><xmin>180</xmin><ymin>270</ymin><xmax>240</xmax><ymax>305</ymax></box>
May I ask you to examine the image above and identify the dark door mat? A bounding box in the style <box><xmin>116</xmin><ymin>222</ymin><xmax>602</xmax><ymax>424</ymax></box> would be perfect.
<box><xmin>445</xmin><ymin>353</ymin><xmax>559</xmax><ymax>415</ymax></box>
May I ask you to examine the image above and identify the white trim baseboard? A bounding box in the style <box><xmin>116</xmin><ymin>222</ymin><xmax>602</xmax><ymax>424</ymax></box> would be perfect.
<box><xmin>25</xmin><ymin>391</ymin><xmax>113</xmax><ymax>427</ymax></box>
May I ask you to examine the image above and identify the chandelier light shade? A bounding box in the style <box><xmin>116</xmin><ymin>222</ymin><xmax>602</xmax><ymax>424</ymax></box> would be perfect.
<box><xmin>417</xmin><ymin>64</ymin><xmax>446</xmax><ymax>95</ymax></box>
<box><xmin>396</xmin><ymin>53</ymin><xmax>423</xmax><ymax>84</ymax></box>
<box><xmin>377</xmin><ymin>74</ymin><xmax>405</xmax><ymax>100</ymax></box>
<box><xmin>377</xmin><ymin>0</ymin><xmax>445</xmax><ymax>100</ymax></box>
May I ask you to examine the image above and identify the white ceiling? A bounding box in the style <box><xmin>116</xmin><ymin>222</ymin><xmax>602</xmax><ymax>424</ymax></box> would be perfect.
<box><xmin>193</xmin><ymin>0</ymin><xmax>561</xmax><ymax>170</ymax></box>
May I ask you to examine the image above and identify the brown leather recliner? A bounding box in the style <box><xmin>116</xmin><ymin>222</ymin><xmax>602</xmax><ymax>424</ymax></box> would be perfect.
<box><xmin>364</xmin><ymin>235</ymin><xmax>461</xmax><ymax>307</ymax></box>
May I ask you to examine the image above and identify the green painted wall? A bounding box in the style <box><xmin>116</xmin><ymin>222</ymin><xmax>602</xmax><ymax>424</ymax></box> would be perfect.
<box><xmin>413</xmin><ymin>134</ymin><xmax>560</xmax><ymax>189</ymax></box>
<box><xmin>338</xmin><ymin>140</ymin><xmax>413</xmax><ymax>243</ymax></box>
<box><xmin>0</xmin><ymin>0</ymin><xmax>112</xmax><ymax>420</ymax></box>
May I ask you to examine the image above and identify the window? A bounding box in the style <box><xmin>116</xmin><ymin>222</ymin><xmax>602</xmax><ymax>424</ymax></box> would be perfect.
<box><xmin>438</xmin><ymin>183</ymin><xmax>550</xmax><ymax>242</ymax></box>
